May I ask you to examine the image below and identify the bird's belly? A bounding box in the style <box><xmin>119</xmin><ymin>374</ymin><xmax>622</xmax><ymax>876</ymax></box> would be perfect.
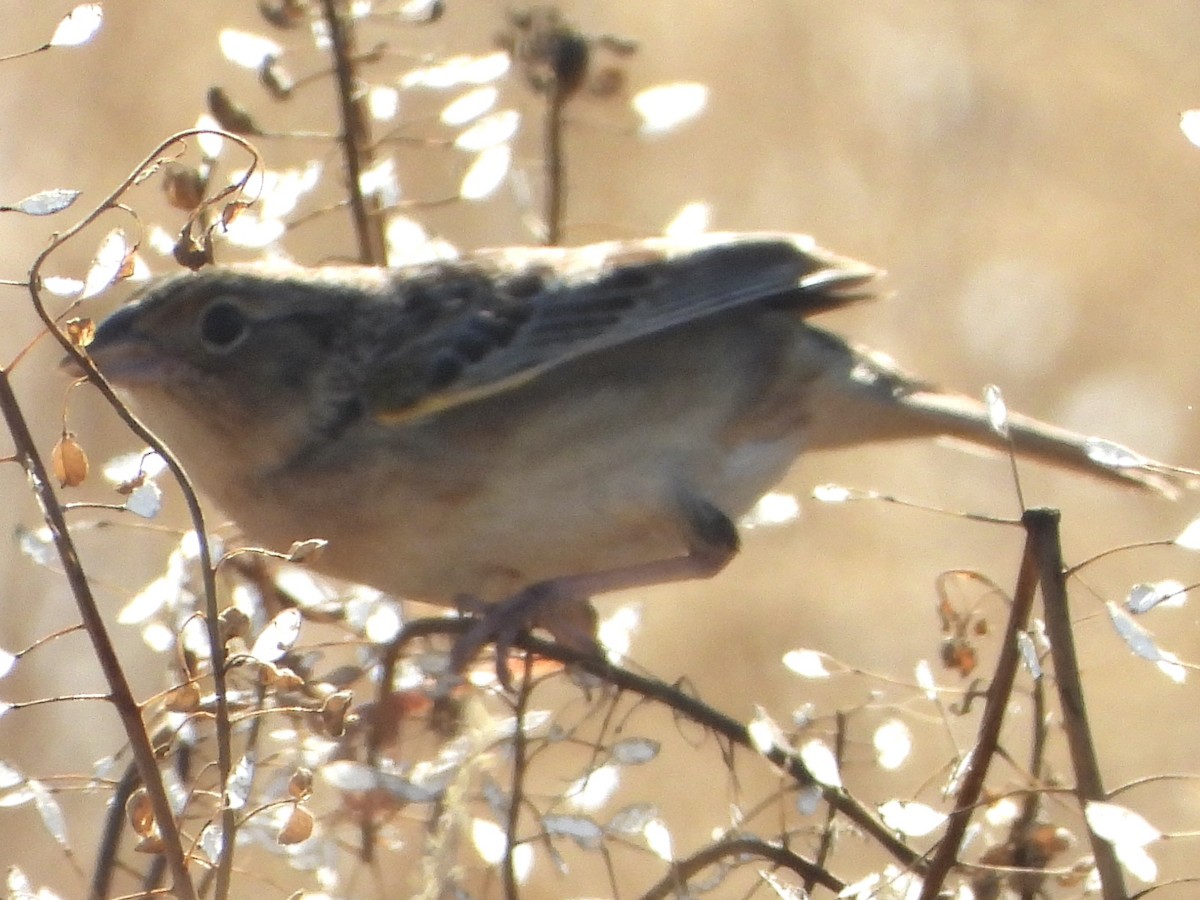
<box><xmin>236</xmin><ymin>425</ymin><xmax>803</xmax><ymax>606</ymax></box>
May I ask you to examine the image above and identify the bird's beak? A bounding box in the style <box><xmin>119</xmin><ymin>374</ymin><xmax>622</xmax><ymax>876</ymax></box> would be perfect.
<box><xmin>59</xmin><ymin>304</ymin><xmax>155</xmax><ymax>385</ymax></box>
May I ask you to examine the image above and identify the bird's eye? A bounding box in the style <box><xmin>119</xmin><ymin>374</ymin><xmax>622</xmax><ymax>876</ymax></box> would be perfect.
<box><xmin>198</xmin><ymin>300</ymin><xmax>248</xmax><ymax>352</ymax></box>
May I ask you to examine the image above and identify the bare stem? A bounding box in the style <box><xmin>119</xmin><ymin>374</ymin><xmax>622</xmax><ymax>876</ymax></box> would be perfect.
<box><xmin>918</xmin><ymin>508</ymin><xmax>1042</xmax><ymax>899</ymax></box>
<box><xmin>319</xmin><ymin>0</ymin><xmax>388</xmax><ymax>265</ymax></box>
<box><xmin>0</xmin><ymin>371</ymin><xmax>197</xmax><ymax>900</ymax></box>
<box><xmin>1034</xmin><ymin>509</ymin><xmax>1128</xmax><ymax>900</ymax></box>
<box><xmin>26</xmin><ymin>129</ymin><xmax>261</xmax><ymax>900</ymax></box>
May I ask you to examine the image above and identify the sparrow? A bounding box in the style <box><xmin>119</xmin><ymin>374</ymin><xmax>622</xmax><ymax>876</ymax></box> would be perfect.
<box><xmin>72</xmin><ymin>233</ymin><xmax>1188</xmax><ymax>674</ymax></box>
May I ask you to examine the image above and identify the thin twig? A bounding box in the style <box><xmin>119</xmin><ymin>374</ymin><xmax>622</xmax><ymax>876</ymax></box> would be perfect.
<box><xmin>543</xmin><ymin>89</ymin><xmax>567</xmax><ymax>245</ymax></box>
<box><xmin>504</xmin><ymin>653</ymin><xmax>534</xmax><ymax>900</ymax></box>
<box><xmin>319</xmin><ymin>0</ymin><xmax>388</xmax><ymax>265</ymax></box>
<box><xmin>28</xmin><ymin>129</ymin><xmax>262</xmax><ymax>900</ymax></box>
<box><xmin>382</xmin><ymin>617</ymin><xmax>922</xmax><ymax>872</ymax></box>
<box><xmin>0</xmin><ymin>371</ymin><xmax>198</xmax><ymax>900</ymax></box>
<box><xmin>1034</xmin><ymin>509</ymin><xmax>1128</xmax><ymax>900</ymax></box>
<box><xmin>917</xmin><ymin>507</ymin><xmax>1042</xmax><ymax>900</ymax></box>
<box><xmin>637</xmin><ymin>835</ymin><xmax>844</xmax><ymax>900</ymax></box>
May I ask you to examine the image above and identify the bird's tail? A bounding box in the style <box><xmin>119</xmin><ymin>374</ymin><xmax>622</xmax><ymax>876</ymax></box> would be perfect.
<box><xmin>795</xmin><ymin>329</ymin><xmax>1198</xmax><ymax>499</ymax></box>
<box><xmin>890</xmin><ymin>388</ymin><xmax>1198</xmax><ymax>498</ymax></box>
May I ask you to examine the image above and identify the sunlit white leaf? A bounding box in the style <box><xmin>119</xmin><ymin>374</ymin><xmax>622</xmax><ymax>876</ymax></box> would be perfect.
<box><xmin>983</xmin><ymin>384</ymin><xmax>1008</xmax><ymax>437</ymax></box>
<box><xmin>984</xmin><ymin>797</ymin><xmax>1019</xmax><ymax>827</ymax></box>
<box><xmin>459</xmin><ymin>145</ymin><xmax>511</xmax><ymax>200</ymax></box>
<box><xmin>242</xmin><ymin>160</ymin><xmax>322</xmax><ymax>221</ymax></box>
<box><xmin>760</xmin><ymin>870</ymin><xmax>806</xmax><ymax>899</ymax></box>
<box><xmin>0</xmin><ymin>648</ymin><xmax>16</xmax><ymax>680</ymax></box>
<box><xmin>0</xmin><ymin>760</ymin><xmax>24</xmax><ymax>792</ymax></box>
<box><xmin>598</xmin><ymin>602</ymin><xmax>640</xmax><ymax>664</ymax></box>
<box><xmin>1105</xmin><ymin>601</ymin><xmax>1160</xmax><ymax>661</ymax></box>
<box><xmin>1084</xmin><ymin>437</ymin><xmax>1147</xmax><ymax>470</ymax></box>
<box><xmin>102</xmin><ymin>449</ymin><xmax>167</xmax><ymax>485</ymax></box>
<box><xmin>181</xmin><ymin>614</ymin><xmax>215</xmax><ymax>658</ymax></box>
<box><xmin>1175</xmin><ymin>516</ymin><xmax>1200</xmax><ymax>550</ymax></box>
<box><xmin>454</xmin><ymin>109</ymin><xmax>520</xmax><ymax>151</ymax></box>
<box><xmin>125</xmin><ymin>481</ymin><xmax>163</xmax><ymax>519</ymax></box>
<box><xmin>401</xmin><ymin>51</ymin><xmax>510</xmax><ymax>89</ymax></box>
<box><xmin>782</xmin><ymin>648</ymin><xmax>830</xmax><ymax>679</ymax></box>
<box><xmin>358</xmin><ymin>157</ymin><xmax>400</xmax><ymax>207</ymax></box>
<box><xmin>1181</xmin><ymin>109</ymin><xmax>1200</xmax><ymax>148</ymax></box>
<box><xmin>441</xmin><ymin>86</ymin><xmax>499</xmax><ymax>125</ymax></box>
<box><xmin>384</xmin><ymin>215</ymin><xmax>458</xmax><ymax>267</ymax></box>
<box><xmin>611</xmin><ymin>737</ymin><xmax>659</xmax><ymax>765</ymax></box>
<box><xmin>943</xmin><ymin>749</ymin><xmax>973</xmax><ymax>797</ymax></box>
<box><xmin>1017</xmin><ymin>631</ymin><xmax>1041</xmax><ymax>678</ymax></box>
<box><xmin>80</xmin><ymin>228</ymin><xmax>128</xmax><ymax>299</ymax></box>
<box><xmin>643</xmin><ymin>817</ymin><xmax>673</xmax><ymax>860</ymax></box>
<box><xmin>118</xmin><ymin>573</ymin><xmax>184</xmax><ymax>625</ymax></box>
<box><xmin>50</xmin><ymin>4</ymin><xmax>103</xmax><ymax>47</ymax></box>
<box><xmin>543</xmin><ymin>813</ymin><xmax>604</xmax><ymax>850</ymax></box>
<box><xmin>219</xmin><ymin>29</ymin><xmax>282</xmax><ymax>69</ymax></box>
<box><xmin>1085</xmin><ymin>801</ymin><xmax>1161</xmax><ymax>847</ymax></box>
<box><xmin>747</xmin><ymin>706</ymin><xmax>786</xmax><ymax>755</ymax></box>
<box><xmin>838</xmin><ymin>870</ymin><xmax>881</xmax><ymax>898</ymax></box>
<box><xmin>42</xmin><ymin>276</ymin><xmax>84</xmax><ymax>297</ymax></box>
<box><xmin>878</xmin><ymin>799</ymin><xmax>947</xmax><ymax>837</ymax></box>
<box><xmin>221</xmin><ymin>209</ymin><xmax>286</xmax><ymax>248</ymax></box>
<box><xmin>1115</xmin><ymin>842</ymin><xmax>1158</xmax><ymax>882</ymax></box>
<box><xmin>5</xmin><ymin>189</ymin><xmax>81</xmax><ymax>216</ymax></box>
<box><xmin>873</xmin><ymin>719</ymin><xmax>912</xmax><ymax>770</ymax></box>
<box><xmin>1156</xmin><ymin>648</ymin><xmax>1187</xmax><ymax>684</ymax></box>
<box><xmin>391</xmin><ymin>0</ymin><xmax>435</xmax><ymax>20</ymax></box>
<box><xmin>17</xmin><ymin>525</ymin><xmax>56</xmax><ymax>568</ymax></box>
<box><xmin>664</xmin><ymin>201</ymin><xmax>710</xmax><ymax>237</ymax></box>
<box><xmin>800</xmin><ymin>739</ymin><xmax>841</xmax><ymax>788</ymax></box>
<box><xmin>633</xmin><ymin>82</ymin><xmax>708</xmax><ymax>135</ymax></box>
<box><xmin>368</xmin><ymin>85</ymin><xmax>399</xmax><ymax>121</ymax></box>
<box><xmin>796</xmin><ymin>782</ymin><xmax>822</xmax><ymax>816</ymax></box>
<box><xmin>225</xmin><ymin>753</ymin><xmax>255</xmax><ymax>810</ymax></box>
<box><xmin>740</xmin><ymin>492</ymin><xmax>800</xmax><ymax>529</ymax></box>
<box><xmin>564</xmin><ymin>763</ymin><xmax>619</xmax><ymax>812</ymax></box>
<box><xmin>5</xmin><ymin>867</ymin><xmax>33</xmax><ymax>900</ymax></box>
<box><xmin>812</xmin><ymin>483</ymin><xmax>852</xmax><ymax>503</ymax></box>
<box><xmin>0</xmin><ymin>779</ymin><xmax>33</xmax><ymax>808</ymax></box>
<box><xmin>141</xmin><ymin>622</ymin><xmax>174</xmax><ymax>653</ymax></box>
<box><xmin>29</xmin><ymin>780</ymin><xmax>69</xmax><ymax>849</ymax></box>
<box><xmin>363</xmin><ymin>600</ymin><xmax>402</xmax><ymax>643</ymax></box>
<box><xmin>322</xmin><ymin>760</ymin><xmax>379</xmax><ymax>793</ymax></box>
<box><xmin>468</xmin><ymin>816</ymin><xmax>506</xmax><ymax>868</ymax></box>
<box><xmin>606</xmin><ymin>802</ymin><xmax>658</xmax><ymax>836</ymax></box>
<box><xmin>198</xmin><ymin>822</ymin><xmax>225</xmax><ymax>864</ymax></box>
<box><xmin>250</xmin><ymin>608</ymin><xmax>303</xmax><ymax>663</ymax></box>
<box><xmin>915</xmin><ymin>659</ymin><xmax>937</xmax><ymax>700</ymax></box>
<box><xmin>1126</xmin><ymin>579</ymin><xmax>1188</xmax><ymax>614</ymax></box>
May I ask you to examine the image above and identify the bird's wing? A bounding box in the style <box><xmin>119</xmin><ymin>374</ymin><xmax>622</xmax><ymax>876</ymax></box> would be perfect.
<box><xmin>362</xmin><ymin>233</ymin><xmax>877</xmax><ymax>422</ymax></box>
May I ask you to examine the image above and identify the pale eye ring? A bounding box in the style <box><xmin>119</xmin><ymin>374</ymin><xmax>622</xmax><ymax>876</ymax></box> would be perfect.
<box><xmin>198</xmin><ymin>300</ymin><xmax>248</xmax><ymax>353</ymax></box>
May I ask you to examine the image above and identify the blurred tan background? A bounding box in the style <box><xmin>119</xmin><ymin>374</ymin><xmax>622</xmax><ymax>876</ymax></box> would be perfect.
<box><xmin>3</xmin><ymin>1</ymin><xmax>1200</xmax><ymax>896</ymax></box>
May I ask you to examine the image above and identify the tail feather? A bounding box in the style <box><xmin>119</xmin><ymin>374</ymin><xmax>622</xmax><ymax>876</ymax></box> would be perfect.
<box><xmin>894</xmin><ymin>388</ymin><xmax>1198</xmax><ymax>498</ymax></box>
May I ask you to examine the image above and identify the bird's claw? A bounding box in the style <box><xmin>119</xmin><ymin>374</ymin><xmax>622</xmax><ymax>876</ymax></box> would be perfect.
<box><xmin>450</xmin><ymin>582</ymin><xmax>600</xmax><ymax>690</ymax></box>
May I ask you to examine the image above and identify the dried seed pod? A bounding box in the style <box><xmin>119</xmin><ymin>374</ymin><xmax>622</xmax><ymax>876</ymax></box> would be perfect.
<box><xmin>52</xmin><ymin>432</ymin><xmax>89</xmax><ymax>487</ymax></box>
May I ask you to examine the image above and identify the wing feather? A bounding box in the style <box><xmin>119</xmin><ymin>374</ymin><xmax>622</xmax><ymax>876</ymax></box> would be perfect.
<box><xmin>363</xmin><ymin>233</ymin><xmax>877</xmax><ymax>422</ymax></box>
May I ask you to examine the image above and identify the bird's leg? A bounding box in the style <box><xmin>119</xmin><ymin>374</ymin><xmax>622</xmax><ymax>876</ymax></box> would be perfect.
<box><xmin>451</xmin><ymin>497</ymin><xmax>740</xmax><ymax>689</ymax></box>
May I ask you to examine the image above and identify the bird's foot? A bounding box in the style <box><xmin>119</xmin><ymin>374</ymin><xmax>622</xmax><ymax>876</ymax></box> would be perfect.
<box><xmin>451</xmin><ymin>582</ymin><xmax>600</xmax><ymax>690</ymax></box>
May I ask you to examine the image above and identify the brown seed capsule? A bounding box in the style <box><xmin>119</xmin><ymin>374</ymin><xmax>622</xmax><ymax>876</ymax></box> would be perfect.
<box><xmin>287</xmin><ymin>766</ymin><xmax>314</xmax><ymax>799</ymax></box>
<box><xmin>163</xmin><ymin>163</ymin><xmax>206</xmax><ymax>211</ymax></box>
<box><xmin>277</xmin><ymin>804</ymin><xmax>314</xmax><ymax>844</ymax></box>
<box><xmin>63</xmin><ymin>317</ymin><xmax>95</xmax><ymax>349</ymax></box>
<box><xmin>52</xmin><ymin>432</ymin><xmax>89</xmax><ymax>487</ymax></box>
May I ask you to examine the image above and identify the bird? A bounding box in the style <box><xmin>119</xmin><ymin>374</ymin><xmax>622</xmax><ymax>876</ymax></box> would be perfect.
<box><xmin>73</xmin><ymin>232</ymin><xmax>1191</xmax><ymax>676</ymax></box>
